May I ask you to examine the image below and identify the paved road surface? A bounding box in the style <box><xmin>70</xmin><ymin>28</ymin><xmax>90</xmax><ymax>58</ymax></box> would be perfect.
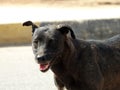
<box><xmin>0</xmin><ymin>46</ymin><xmax>57</xmax><ymax>90</ymax></box>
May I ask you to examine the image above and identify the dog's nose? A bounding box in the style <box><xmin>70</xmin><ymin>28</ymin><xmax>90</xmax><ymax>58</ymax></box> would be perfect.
<box><xmin>36</xmin><ymin>55</ymin><xmax>45</xmax><ymax>61</ymax></box>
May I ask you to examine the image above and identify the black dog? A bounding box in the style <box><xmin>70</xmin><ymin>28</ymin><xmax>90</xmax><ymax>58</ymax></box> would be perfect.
<box><xmin>23</xmin><ymin>21</ymin><xmax>120</xmax><ymax>90</ymax></box>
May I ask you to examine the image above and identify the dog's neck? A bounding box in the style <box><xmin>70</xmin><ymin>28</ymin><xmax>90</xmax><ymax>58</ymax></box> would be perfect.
<box><xmin>51</xmin><ymin>38</ymin><xmax>77</xmax><ymax>74</ymax></box>
<box><xmin>65</xmin><ymin>38</ymin><xmax>76</xmax><ymax>55</ymax></box>
<box><xmin>61</xmin><ymin>38</ymin><xmax>76</xmax><ymax>65</ymax></box>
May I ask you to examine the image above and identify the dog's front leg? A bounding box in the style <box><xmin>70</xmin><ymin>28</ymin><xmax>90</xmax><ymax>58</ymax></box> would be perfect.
<box><xmin>54</xmin><ymin>75</ymin><xmax>64</xmax><ymax>90</ymax></box>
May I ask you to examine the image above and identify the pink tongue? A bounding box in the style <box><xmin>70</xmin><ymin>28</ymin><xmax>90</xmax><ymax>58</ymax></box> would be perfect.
<box><xmin>39</xmin><ymin>64</ymin><xmax>49</xmax><ymax>71</ymax></box>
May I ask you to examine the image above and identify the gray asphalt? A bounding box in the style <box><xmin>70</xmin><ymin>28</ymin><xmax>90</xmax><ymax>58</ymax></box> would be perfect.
<box><xmin>0</xmin><ymin>46</ymin><xmax>57</xmax><ymax>90</ymax></box>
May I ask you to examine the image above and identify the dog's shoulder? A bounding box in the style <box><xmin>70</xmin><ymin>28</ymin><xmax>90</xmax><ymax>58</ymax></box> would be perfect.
<box><xmin>73</xmin><ymin>38</ymin><xmax>120</xmax><ymax>55</ymax></box>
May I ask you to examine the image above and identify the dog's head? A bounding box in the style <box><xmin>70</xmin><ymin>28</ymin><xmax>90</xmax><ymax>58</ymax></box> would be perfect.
<box><xmin>23</xmin><ymin>21</ymin><xmax>76</xmax><ymax>72</ymax></box>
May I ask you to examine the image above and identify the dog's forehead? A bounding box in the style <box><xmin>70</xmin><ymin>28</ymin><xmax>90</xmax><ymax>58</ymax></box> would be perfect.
<box><xmin>33</xmin><ymin>25</ymin><xmax>61</xmax><ymax>40</ymax></box>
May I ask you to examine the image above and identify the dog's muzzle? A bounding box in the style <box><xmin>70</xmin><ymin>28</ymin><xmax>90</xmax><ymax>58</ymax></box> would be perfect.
<box><xmin>36</xmin><ymin>54</ymin><xmax>53</xmax><ymax>63</ymax></box>
<box><xmin>35</xmin><ymin>51</ymin><xmax>62</xmax><ymax>72</ymax></box>
<box><xmin>35</xmin><ymin>54</ymin><xmax>55</xmax><ymax>72</ymax></box>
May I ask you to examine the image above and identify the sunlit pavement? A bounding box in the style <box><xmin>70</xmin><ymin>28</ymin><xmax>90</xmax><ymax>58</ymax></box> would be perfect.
<box><xmin>0</xmin><ymin>46</ymin><xmax>57</xmax><ymax>90</ymax></box>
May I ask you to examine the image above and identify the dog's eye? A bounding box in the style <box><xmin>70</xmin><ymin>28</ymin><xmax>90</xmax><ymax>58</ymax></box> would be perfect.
<box><xmin>46</xmin><ymin>39</ymin><xmax>58</xmax><ymax>49</ymax></box>
<box><xmin>48</xmin><ymin>38</ymin><xmax>57</xmax><ymax>44</ymax></box>
<box><xmin>49</xmin><ymin>39</ymin><xmax>54</xmax><ymax>43</ymax></box>
<box><xmin>47</xmin><ymin>39</ymin><xmax>53</xmax><ymax>46</ymax></box>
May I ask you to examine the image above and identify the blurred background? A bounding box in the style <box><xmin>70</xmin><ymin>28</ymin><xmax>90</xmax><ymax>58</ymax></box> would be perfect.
<box><xmin>0</xmin><ymin>0</ymin><xmax>120</xmax><ymax>90</ymax></box>
<box><xmin>0</xmin><ymin>0</ymin><xmax>120</xmax><ymax>45</ymax></box>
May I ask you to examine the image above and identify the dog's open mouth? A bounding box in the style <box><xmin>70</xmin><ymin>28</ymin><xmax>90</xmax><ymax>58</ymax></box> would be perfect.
<box><xmin>39</xmin><ymin>63</ymin><xmax>50</xmax><ymax>72</ymax></box>
<box><xmin>37</xmin><ymin>55</ymin><xmax>57</xmax><ymax>72</ymax></box>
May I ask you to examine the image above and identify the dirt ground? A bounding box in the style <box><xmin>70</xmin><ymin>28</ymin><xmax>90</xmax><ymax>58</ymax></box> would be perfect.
<box><xmin>0</xmin><ymin>46</ymin><xmax>57</xmax><ymax>90</ymax></box>
<box><xmin>1</xmin><ymin>0</ymin><xmax>120</xmax><ymax>7</ymax></box>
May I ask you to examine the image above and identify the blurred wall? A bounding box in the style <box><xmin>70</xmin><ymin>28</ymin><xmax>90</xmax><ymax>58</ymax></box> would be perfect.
<box><xmin>0</xmin><ymin>19</ymin><xmax>120</xmax><ymax>46</ymax></box>
<box><xmin>0</xmin><ymin>23</ymin><xmax>32</xmax><ymax>46</ymax></box>
<box><xmin>41</xmin><ymin>18</ymin><xmax>120</xmax><ymax>40</ymax></box>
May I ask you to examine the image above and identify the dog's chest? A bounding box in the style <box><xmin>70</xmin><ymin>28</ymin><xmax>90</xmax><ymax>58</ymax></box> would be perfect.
<box><xmin>51</xmin><ymin>63</ymin><xmax>76</xmax><ymax>86</ymax></box>
<box><xmin>56</xmin><ymin>71</ymin><xmax>75</xmax><ymax>88</ymax></box>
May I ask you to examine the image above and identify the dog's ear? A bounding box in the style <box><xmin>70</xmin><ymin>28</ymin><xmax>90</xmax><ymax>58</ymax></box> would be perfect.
<box><xmin>23</xmin><ymin>21</ymin><xmax>38</xmax><ymax>34</ymax></box>
<box><xmin>57</xmin><ymin>25</ymin><xmax>76</xmax><ymax>39</ymax></box>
